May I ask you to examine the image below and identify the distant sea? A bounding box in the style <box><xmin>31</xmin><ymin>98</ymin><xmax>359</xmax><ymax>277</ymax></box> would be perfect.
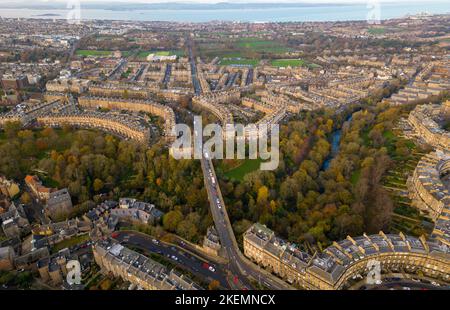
<box><xmin>0</xmin><ymin>2</ymin><xmax>449</xmax><ymax>23</ymax></box>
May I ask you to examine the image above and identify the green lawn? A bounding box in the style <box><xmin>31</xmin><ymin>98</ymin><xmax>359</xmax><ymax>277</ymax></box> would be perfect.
<box><xmin>350</xmin><ymin>169</ymin><xmax>361</xmax><ymax>185</ymax></box>
<box><xmin>137</xmin><ymin>50</ymin><xmax>184</xmax><ymax>58</ymax></box>
<box><xmin>236</xmin><ymin>38</ymin><xmax>291</xmax><ymax>53</ymax></box>
<box><xmin>52</xmin><ymin>234</ymin><xmax>90</xmax><ymax>253</ymax></box>
<box><xmin>224</xmin><ymin>158</ymin><xmax>263</xmax><ymax>181</ymax></box>
<box><xmin>41</xmin><ymin>176</ymin><xmax>59</xmax><ymax>189</ymax></box>
<box><xmin>271</xmin><ymin>59</ymin><xmax>306</xmax><ymax>68</ymax></box>
<box><xmin>368</xmin><ymin>27</ymin><xmax>386</xmax><ymax>35</ymax></box>
<box><xmin>76</xmin><ymin>50</ymin><xmax>113</xmax><ymax>56</ymax></box>
<box><xmin>76</xmin><ymin>50</ymin><xmax>132</xmax><ymax>57</ymax></box>
<box><xmin>219</xmin><ymin>58</ymin><xmax>259</xmax><ymax>66</ymax></box>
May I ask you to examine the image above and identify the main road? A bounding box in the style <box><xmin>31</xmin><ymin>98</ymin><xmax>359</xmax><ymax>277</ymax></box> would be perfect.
<box><xmin>113</xmin><ymin>230</ymin><xmax>231</xmax><ymax>289</ymax></box>
<box><xmin>201</xmin><ymin>156</ymin><xmax>294</xmax><ymax>290</ymax></box>
<box><xmin>187</xmin><ymin>38</ymin><xmax>293</xmax><ymax>290</ymax></box>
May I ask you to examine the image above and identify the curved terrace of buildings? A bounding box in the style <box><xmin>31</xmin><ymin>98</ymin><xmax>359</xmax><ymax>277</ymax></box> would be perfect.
<box><xmin>87</xmin><ymin>82</ymin><xmax>150</xmax><ymax>99</ymax></box>
<box><xmin>408</xmin><ymin>151</ymin><xmax>450</xmax><ymax>221</ymax></box>
<box><xmin>36</xmin><ymin>111</ymin><xmax>151</xmax><ymax>145</ymax></box>
<box><xmin>243</xmin><ymin>223</ymin><xmax>450</xmax><ymax>290</ymax></box>
<box><xmin>408</xmin><ymin>102</ymin><xmax>450</xmax><ymax>150</ymax></box>
<box><xmin>78</xmin><ymin>95</ymin><xmax>176</xmax><ymax>142</ymax></box>
<box><xmin>192</xmin><ymin>90</ymin><xmax>239</xmax><ymax>126</ymax></box>
<box><xmin>0</xmin><ymin>98</ymin><xmax>153</xmax><ymax>145</ymax></box>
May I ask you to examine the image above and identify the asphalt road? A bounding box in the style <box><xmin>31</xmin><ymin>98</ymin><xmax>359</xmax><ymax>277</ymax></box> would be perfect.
<box><xmin>187</xmin><ymin>37</ymin><xmax>293</xmax><ymax>290</ymax></box>
<box><xmin>113</xmin><ymin>231</ymin><xmax>231</xmax><ymax>289</ymax></box>
<box><xmin>187</xmin><ymin>39</ymin><xmax>202</xmax><ymax>95</ymax></box>
<box><xmin>201</xmin><ymin>156</ymin><xmax>294</xmax><ymax>290</ymax></box>
<box><xmin>368</xmin><ymin>279</ymin><xmax>447</xmax><ymax>290</ymax></box>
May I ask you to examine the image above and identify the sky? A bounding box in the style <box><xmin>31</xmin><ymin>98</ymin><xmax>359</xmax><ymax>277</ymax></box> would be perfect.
<box><xmin>0</xmin><ymin>0</ymin><xmax>444</xmax><ymax>3</ymax></box>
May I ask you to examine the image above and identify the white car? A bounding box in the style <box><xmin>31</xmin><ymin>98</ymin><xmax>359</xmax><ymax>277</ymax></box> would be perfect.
<box><xmin>208</xmin><ymin>266</ymin><xmax>216</xmax><ymax>272</ymax></box>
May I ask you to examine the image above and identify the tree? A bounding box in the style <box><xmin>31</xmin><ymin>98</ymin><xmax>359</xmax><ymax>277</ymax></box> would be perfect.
<box><xmin>176</xmin><ymin>219</ymin><xmax>198</xmax><ymax>242</ymax></box>
<box><xmin>163</xmin><ymin>210</ymin><xmax>183</xmax><ymax>232</ymax></box>
<box><xmin>4</xmin><ymin>121</ymin><xmax>21</xmax><ymax>139</ymax></box>
<box><xmin>256</xmin><ymin>186</ymin><xmax>269</xmax><ymax>206</ymax></box>
<box><xmin>93</xmin><ymin>178</ymin><xmax>104</xmax><ymax>192</ymax></box>
<box><xmin>20</xmin><ymin>192</ymin><xmax>32</xmax><ymax>205</ymax></box>
<box><xmin>208</xmin><ymin>280</ymin><xmax>220</xmax><ymax>290</ymax></box>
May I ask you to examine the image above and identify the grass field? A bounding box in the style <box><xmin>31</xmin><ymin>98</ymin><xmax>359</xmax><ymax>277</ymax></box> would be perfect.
<box><xmin>271</xmin><ymin>59</ymin><xmax>306</xmax><ymax>67</ymax></box>
<box><xmin>137</xmin><ymin>50</ymin><xmax>184</xmax><ymax>58</ymax></box>
<box><xmin>236</xmin><ymin>38</ymin><xmax>291</xmax><ymax>53</ymax></box>
<box><xmin>196</xmin><ymin>37</ymin><xmax>292</xmax><ymax>60</ymax></box>
<box><xmin>52</xmin><ymin>234</ymin><xmax>90</xmax><ymax>253</ymax></box>
<box><xmin>368</xmin><ymin>27</ymin><xmax>386</xmax><ymax>35</ymax></box>
<box><xmin>219</xmin><ymin>58</ymin><xmax>259</xmax><ymax>66</ymax></box>
<box><xmin>224</xmin><ymin>158</ymin><xmax>263</xmax><ymax>181</ymax></box>
<box><xmin>76</xmin><ymin>50</ymin><xmax>132</xmax><ymax>57</ymax></box>
<box><xmin>76</xmin><ymin>50</ymin><xmax>113</xmax><ymax>56</ymax></box>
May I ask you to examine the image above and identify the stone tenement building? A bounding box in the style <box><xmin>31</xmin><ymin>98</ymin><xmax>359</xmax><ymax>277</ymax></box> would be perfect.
<box><xmin>46</xmin><ymin>78</ymin><xmax>91</xmax><ymax>94</ymax></box>
<box><xmin>111</xmin><ymin>198</ymin><xmax>164</xmax><ymax>225</ymax></box>
<box><xmin>244</xmin><ymin>223</ymin><xmax>450</xmax><ymax>290</ymax></box>
<box><xmin>192</xmin><ymin>90</ymin><xmax>239</xmax><ymax>126</ymax></box>
<box><xmin>386</xmin><ymin>61</ymin><xmax>450</xmax><ymax>105</ymax></box>
<box><xmin>0</xmin><ymin>98</ymin><xmax>153</xmax><ymax>145</ymax></box>
<box><xmin>242</xmin><ymin>97</ymin><xmax>275</xmax><ymax>114</ymax></box>
<box><xmin>37</xmin><ymin>111</ymin><xmax>151</xmax><ymax>145</ymax></box>
<box><xmin>406</xmin><ymin>150</ymin><xmax>450</xmax><ymax>247</ymax></box>
<box><xmin>78</xmin><ymin>96</ymin><xmax>176</xmax><ymax>142</ymax></box>
<box><xmin>407</xmin><ymin>151</ymin><xmax>450</xmax><ymax>221</ymax></box>
<box><xmin>93</xmin><ymin>238</ymin><xmax>201</xmax><ymax>290</ymax></box>
<box><xmin>88</xmin><ymin>82</ymin><xmax>149</xmax><ymax>99</ymax></box>
<box><xmin>408</xmin><ymin>102</ymin><xmax>450</xmax><ymax>150</ymax></box>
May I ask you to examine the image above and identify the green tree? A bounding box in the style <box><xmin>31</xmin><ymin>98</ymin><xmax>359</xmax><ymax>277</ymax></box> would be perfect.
<box><xmin>163</xmin><ymin>210</ymin><xmax>183</xmax><ymax>232</ymax></box>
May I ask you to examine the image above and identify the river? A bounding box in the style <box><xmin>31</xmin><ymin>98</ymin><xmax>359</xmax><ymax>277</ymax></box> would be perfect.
<box><xmin>321</xmin><ymin>114</ymin><xmax>353</xmax><ymax>171</ymax></box>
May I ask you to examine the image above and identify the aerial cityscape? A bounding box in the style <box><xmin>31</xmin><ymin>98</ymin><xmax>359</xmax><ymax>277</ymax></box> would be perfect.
<box><xmin>0</xmin><ymin>0</ymin><xmax>449</xmax><ymax>298</ymax></box>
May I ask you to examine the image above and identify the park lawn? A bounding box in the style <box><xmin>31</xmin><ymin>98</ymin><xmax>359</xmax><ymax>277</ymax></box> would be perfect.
<box><xmin>41</xmin><ymin>176</ymin><xmax>59</xmax><ymax>189</ymax></box>
<box><xmin>76</xmin><ymin>50</ymin><xmax>113</xmax><ymax>56</ymax></box>
<box><xmin>137</xmin><ymin>50</ymin><xmax>184</xmax><ymax>58</ymax></box>
<box><xmin>52</xmin><ymin>234</ymin><xmax>90</xmax><ymax>253</ymax></box>
<box><xmin>224</xmin><ymin>158</ymin><xmax>263</xmax><ymax>181</ymax></box>
<box><xmin>236</xmin><ymin>38</ymin><xmax>292</xmax><ymax>53</ymax></box>
<box><xmin>271</xmin><ymin>59</ymin><xmax>306</xmax><ymax>68</ymax></box>
<box><xmin>76</xmin><ymin>50</ymin><xmax>132</xmax><ymax>57</ymax></box>
<box><xmin>220</xmin><ymin>58</ymin><xmax>259</xmax><ymax>66</ymax></box>
<box><xmin>368</xmin><ymin>27</ymin><xmax>386</xmax><ymax>35</ymax></box>
<box><xmin>350</xmin><ymin>169</ymin><xmax>361</xmax><ymax>185</ymax></box>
